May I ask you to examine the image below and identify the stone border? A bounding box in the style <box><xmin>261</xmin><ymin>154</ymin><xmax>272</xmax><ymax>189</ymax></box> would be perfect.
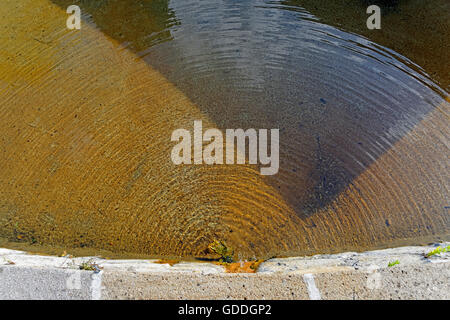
<box><xmin>0</xmin><ymin>243</ymin><xmax>448</xmax><ymax>300</ymax></box>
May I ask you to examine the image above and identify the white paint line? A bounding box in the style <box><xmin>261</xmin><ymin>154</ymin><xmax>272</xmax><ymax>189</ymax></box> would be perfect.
<box><xmin>91</xmin><ymin>271</ymin><xmax>103</xmax><ymax>300</ymax></box>
<box><xmin>303</xmin><ymin>273</ymin><xmax>321</xmax><ymax>300</ymax></box>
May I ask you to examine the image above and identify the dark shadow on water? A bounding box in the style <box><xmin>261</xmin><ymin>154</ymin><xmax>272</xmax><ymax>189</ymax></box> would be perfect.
<box><xmin>60</xmin><ymin>0</ymin><xmax>180</xmax><ymax>51</ymax></box>
<box><xmin>284</xmin><ymin>0</ymin><xmax>450</xmax><ymax>91</ymax></box>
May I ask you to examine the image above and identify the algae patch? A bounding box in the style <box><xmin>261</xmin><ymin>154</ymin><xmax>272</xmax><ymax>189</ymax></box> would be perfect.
<box><xmin>208</xmin><ymin>240</ymin><xmax>234</xmax><ymax>263</ymax></box>
<box><xmin>79</xmin><ymin>259</ymin><xmax>103</xmax><ymax>272</ymax></box>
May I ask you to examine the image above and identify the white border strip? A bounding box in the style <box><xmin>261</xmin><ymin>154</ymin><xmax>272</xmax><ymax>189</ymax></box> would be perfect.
<box><xmin>303</xmin><ymin>273</ymin><xmax>321</xmax><ymax>300</ymax></box>
<box><xmin>91</xmin><ymin>271</ymin><xmax>103</xmax><ymax>300</ymax></box>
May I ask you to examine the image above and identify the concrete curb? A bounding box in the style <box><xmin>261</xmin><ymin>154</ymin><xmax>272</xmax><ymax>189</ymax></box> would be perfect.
<box><xmin>0</xmin><ymin>243</ymin><xmax>448</xmax><ymax>300</ymax></box>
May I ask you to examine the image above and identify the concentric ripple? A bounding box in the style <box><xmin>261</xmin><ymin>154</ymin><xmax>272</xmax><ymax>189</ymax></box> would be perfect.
<box><xmin>0</xmin><ymin>0</ymin><xmax>448</xmax><ymax>259</ymax></box>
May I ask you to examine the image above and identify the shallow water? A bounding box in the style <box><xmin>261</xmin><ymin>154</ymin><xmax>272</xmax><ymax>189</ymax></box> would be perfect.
<box><xmin>0</xmin><ymin>0</ymin><xmax>448</xmax><ymax>259</ymax></box>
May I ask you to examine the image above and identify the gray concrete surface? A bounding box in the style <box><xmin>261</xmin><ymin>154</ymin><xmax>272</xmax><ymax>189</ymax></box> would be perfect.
<box><xmin>0</xmin><ymin>243</ymin><xmax>448</xmax><ymax>300</ymax></box>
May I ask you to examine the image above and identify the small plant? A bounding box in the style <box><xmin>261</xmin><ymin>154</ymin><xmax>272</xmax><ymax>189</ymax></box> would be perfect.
<box><xmin>79</xmin><ymin>259</ymin><xmax>102</xmax><ymax>273</ymax></box>
<box><xmin>388</xmin><ymin>260</ymin><xmax>400</xmax><ymax>267</ymax></box>
<box><xmin>425</xmin><ymin>246</ymin><xmax>449</xmax><ymax>258</ymax></box>
<box><xmin>59</xmin><ymin>251</ymin><xmax>73</xmax><ymax>258</ymax></box>
<box><xmin>2</xmin><ymin>257</ymin><xmax>15</xmax><ymax>265</ymax></box>
<box><xmin>208</xmin><ymin>240</ymin><xmax>234</xmax><ymax>263</ymax></box>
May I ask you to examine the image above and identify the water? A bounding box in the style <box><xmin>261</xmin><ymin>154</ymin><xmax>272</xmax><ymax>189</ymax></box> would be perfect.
<box><xmin>0</xmin><ymin>0</ymin><xmax>448</xmax><ymax>259</ymax></box>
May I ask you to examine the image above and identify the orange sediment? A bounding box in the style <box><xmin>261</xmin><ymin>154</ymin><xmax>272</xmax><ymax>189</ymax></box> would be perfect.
<box><xmin>155</xmin><ymin>259</ymin><xmax>180</xmax><ymax>266</ymax></box>
<box><xmin>219</xmin><ymin>260</ymin><xmax>264</xmax><ymax>273</ymax></box>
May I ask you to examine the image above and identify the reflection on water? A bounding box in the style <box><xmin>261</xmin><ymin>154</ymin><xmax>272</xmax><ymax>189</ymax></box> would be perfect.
<box><xmin>0</xmin><ymin>0</ymin><xmax>448</xmax><ymax>259</ymax></box>
<box><xmin>288</xmin><ymin>0</ymin><xmax>450</xmax><ymax>92</ymax></box>
<box><xmin>63</xmin><ymin>0</ymin><xmax>180</xmax><ymax>50</ymax></box>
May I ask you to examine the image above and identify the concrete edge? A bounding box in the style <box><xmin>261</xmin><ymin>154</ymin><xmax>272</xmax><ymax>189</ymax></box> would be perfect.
<box><xmin>0</xmin><ymin>243</ymin><xmax>448</xmax><ymax>300</ymax></box>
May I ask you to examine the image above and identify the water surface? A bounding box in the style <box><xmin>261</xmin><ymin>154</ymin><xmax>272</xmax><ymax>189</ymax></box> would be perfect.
<box><xmin>0</xmin><ymin>0</ymin><xmax>448</xmax><ymax>259</ymax></box>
